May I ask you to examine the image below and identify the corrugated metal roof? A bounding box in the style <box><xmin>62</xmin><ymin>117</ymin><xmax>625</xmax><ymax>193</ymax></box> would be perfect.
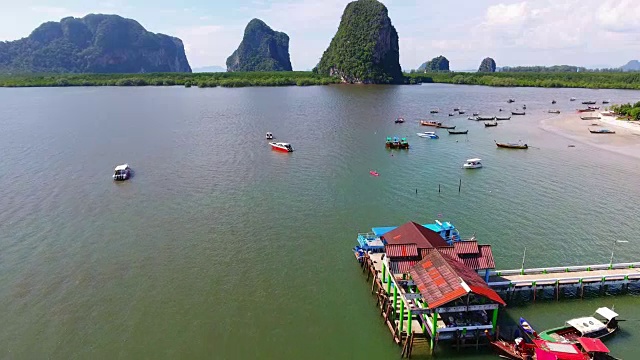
<box><xmin>381</xmin><ymin>222</ymin><xmax>449</xmax><ymax>249</ymax></box>
<box><xmin>478</xmin><ymin>245</ymin><xmax>496</xmax><ymax>269</ymax></box>
<box><xmin>409</xmin><ymin>252</ymin><xmax>505</xmax><ymax>309</ymax></box>
<box><xmin>385</xmin><ymin>244</ymin><xmax>419</xmax><ymax>258</ymax></box>
<box><xmin>419</xmin><ymin>242</ymin><xmax>495</xmax><ymax>270</ymax></box>
<box><xmin>390</xmin><ymin>260</ymin><xmax>418</xmax><ymax>274</ymax></box>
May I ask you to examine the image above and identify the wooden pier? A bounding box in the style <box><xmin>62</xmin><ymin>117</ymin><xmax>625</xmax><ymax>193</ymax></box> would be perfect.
<box><xmin>487</xmin><ymin>262</ymin><xmax>640</xmax><ymax>301</ymax></box>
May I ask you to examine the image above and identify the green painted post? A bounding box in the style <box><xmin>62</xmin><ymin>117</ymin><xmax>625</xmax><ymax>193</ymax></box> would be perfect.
<box><xmin>431</xmin><ymin>312</ymin><xmax>438</xmax><ymax>351</ymax></box>
<box><xmin>492</xmin><ymin>308</ymin><xmax>499</xmax><ymax>330</ymax></box>
<box><xmin>382</xmin><ymin>262</ymin><xmax>386</xmax><ymax>280</ymax></box>
<box><xmin>387</xmin><ymin>272</ymin><xmax>391</xmax><ymax>294</ymax></box>
<box><xmin>399</xmin><ymin>300</ymin><xmax>405</xmax><ymax>334</ymax></box>
<box><xmin>408</xmin><ymin>310</ymin><xmax>412</xmax><ymax>334</ymax></box>
<box><xmin>393</xmin><ymin>282</ymin><xmax>398</xmax><ymax>311</ymax></box>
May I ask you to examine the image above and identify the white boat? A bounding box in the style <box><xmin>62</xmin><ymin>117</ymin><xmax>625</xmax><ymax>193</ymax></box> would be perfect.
<box><xmin>266</xmin><ymin>132</ymin><xmax>273</xmax><ymax>140</ymax></box>
<box><xmin>113</xmin><ymin>164</ymin><xmax>131</xmax><ymax>181</ymax></box>
<box><xmin>463</xmin><ymin>158</ymin><xmax>482</xmax><ymax>169</ymax></box>
<box><xmin>269</xmin><ymin>142</ymin><xmax>294</xmax><ymax>152</ymax></box>
<box><xmin>570</xmin><ymin>97</ymin><xmax>577</xmax><ymax>101</ymax></box>
<box><xmin>416</xmin><ymin>132</ymin><xmax>439</xmax><ymax>139</ymax></box>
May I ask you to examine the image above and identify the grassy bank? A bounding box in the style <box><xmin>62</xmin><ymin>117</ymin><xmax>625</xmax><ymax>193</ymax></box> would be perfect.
<box><xmin>407</xmin><ymin>72</ymin><xmax>640</xmax><ymax>89</ymax></box>
<box><xmin>0</xmin><ymin>72</ymin><xmax>340</xmax><ymax>88</ymax></box>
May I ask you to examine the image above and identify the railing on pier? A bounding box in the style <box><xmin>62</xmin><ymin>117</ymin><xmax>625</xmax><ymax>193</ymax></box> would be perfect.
<box><xmin>489</xmin><ymin>262</ymin><xmax>640</xmax><ymax>277</ymax></box>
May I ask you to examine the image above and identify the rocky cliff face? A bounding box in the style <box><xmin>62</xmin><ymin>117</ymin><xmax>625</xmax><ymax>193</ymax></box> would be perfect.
<box><xmin>226</xmin><ymin>19</ymin><xmax>292</xmax><ymax>72</ymax></box>
<box><xmin>478</xmin><ymin>57</ymin><xmax>497</xmax><ymax>72</ymax></box>
<box><xmin>316</xmin><ymin>0</ymin><xmax>402</xmax><ymax>84</ymax></box>
<box><xmin>0</xmin><ymin>14</ymin><xmax>191</xmax><ymax>73</ymax></box>
<box><xmin>418</xmin><ymin>56</ymin><xmax>450</xmax><ymax>72</ymax></box>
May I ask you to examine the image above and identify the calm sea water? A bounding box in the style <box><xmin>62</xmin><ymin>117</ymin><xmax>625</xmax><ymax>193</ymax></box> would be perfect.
<box><xmin>0</xmin><ymin>84</ymin><xmax>639</xmax><ymax>359</ymax></box>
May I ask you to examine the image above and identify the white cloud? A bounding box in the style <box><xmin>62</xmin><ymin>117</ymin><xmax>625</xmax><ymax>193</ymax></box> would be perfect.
<box><xmin>30</xmin><ymin>6</ymin><xmax>83</xmax><ymax>18</ymax></box>
<box><xmin>175</xmin><ymin>25</ymin><xmax>241</xmax><ymax>69</ymax></box>
<box><xmin>596</xmin><ymin>0</ymin><xmax>640</xmax><ymax>33</ymax></box>
<box><xmin>484</xmin><ymin>2</ymin><xmax>529</xmax><ymax>27</ymax></box>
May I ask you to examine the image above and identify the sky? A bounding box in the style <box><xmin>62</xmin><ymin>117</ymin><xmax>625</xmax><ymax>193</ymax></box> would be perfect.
<box><xmin>0</xmin><ymin>0</ymin><xmax>639</xmax><ymax>71</ymax></box>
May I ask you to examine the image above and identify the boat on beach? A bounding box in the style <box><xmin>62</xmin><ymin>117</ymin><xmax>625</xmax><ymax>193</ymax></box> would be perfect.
<box><xmin>578</xmin><ymin>108</ymin><xmax>596</xmax><ymax>113</ymax></box>
<box><xmin>485</xmin><ymin>121</ymin><xmax>498</xmax><ymax>127</ymax></box>
<box><xmin>580</xmin><ymin>116</ymin><xmax>601</xmax><ymax>120</ymax></box>
<box><xmin>417</xmin><ymin>131</ymin><xmax>439</xmax><ymax>139</ymax></box>
<box><xmin>270</xmin><ymin>142</ymin><xmax>294</xmax><ymax>152</ymax></box>
<box><xmin>548</xmin><ymin>110</ymin><xmax>561</xmax><ymax>114</ymax></box>
<box><xmin>463</xmin><ymin>158</ymin><xmax>482</xmax><ymax>168</ymax></box>
<box><xmin>589</xmin><ymin>128</ymin><xmax>615</xmax><ymax>134</ymax></box>
<box><xmin>538</xmin><ymin>307</ymin><xmax>620</xmax><ymax>344</ymax></box>
<box><xmin>113</xmin><ymin>164</ymin><xmax>131</xmax><ymax>181</ymax></box>
<box><xmin>448</xmin><ymin>129</ymin><xmax>468</xmax><ymax>135</ymax></box>
<box><xmin>496</xmin><ymin>115</ymin><xmax>511</xmax><ymax>120</ymax></box>
<box><xmin>420</xmin><ymin>120</ymin><xmax>442</xmax><ymax>127</ymax></box>
<box><xmin>495</xmin><ymin>140</ymin><xmax>528</xmax><ymax>149</ymax></box>
<box><xmin>512</xmin><ymin>111</ymin><xmax>526</xmax><ymax>115</ymax></box>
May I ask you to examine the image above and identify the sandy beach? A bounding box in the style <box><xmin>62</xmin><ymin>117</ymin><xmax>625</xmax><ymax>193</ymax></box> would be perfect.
<box><xmin>540</xmin><ymin>111</ymin><xmax>640</xmax><ymax>160</ymax></box>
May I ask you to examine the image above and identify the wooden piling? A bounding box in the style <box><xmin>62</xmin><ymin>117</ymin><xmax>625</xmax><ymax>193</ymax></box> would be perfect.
<box><xmin>458</xmin><ymin>178</ymin><xmax>462</xmax><ymax>193</ymax></box>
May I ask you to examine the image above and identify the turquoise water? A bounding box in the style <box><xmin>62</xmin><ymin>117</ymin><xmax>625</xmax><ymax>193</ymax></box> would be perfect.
<box><xmin>0</xmin><ymin>84</ymin><xmax>638</xmax><ymax>359</ymax></box>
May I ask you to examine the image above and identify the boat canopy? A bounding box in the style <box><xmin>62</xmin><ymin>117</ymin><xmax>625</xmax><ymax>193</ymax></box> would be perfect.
<box><xmin>372</xmin><ymin>220</ymin><xmax>456</xmax><ymax>237</ymax></box>
<box><xmin>566</xmin><ymin>316</ymin><xmax>607</xmax><ymax>335</ymax></box>
<box><xmin>466</xmin><ymin>158</ymin><xmax>481</xmax><ymax>162</ymax></box>
<box><xmin>595</xmin><ymin>307</ymin><xmax>618</xmax><ymax>320</ymax></box>
<box><xmin>115</xmin><ymin>164</ymin><xmax>129</xmax><ymax>171</ymax></box>
<box><xmin>544</xmin><ymin>342</ymin><xmax>579</xmax><ymax>354</ymax></box>
<box><xmin>577</xmin><ymin>337</ymin><xmax>609</xmax><ymax>353</ymax></box>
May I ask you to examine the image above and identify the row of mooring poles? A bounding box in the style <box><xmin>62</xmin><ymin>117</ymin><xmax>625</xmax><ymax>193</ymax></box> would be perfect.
<box><xmin>436</xmin><ymin>178</ymin><xmax>463</xmax><ymax>194</ymax></box>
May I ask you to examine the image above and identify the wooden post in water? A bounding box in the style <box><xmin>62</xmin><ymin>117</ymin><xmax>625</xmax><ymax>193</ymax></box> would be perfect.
<box><xmin>459</xmin><ymin>178</ymin><xmax>462</xmax><ymax>193</ymax></box>
<box><xmin>438</xmin><ymin>184</ymin><xmax>441</xmax><ymax>193</ymax></box>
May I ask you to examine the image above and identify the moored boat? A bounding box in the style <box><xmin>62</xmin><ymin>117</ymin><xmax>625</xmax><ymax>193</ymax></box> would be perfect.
<box><xmin>269</xmin><ymin>142</ymin><xmax>294</xmax><ymax>152</ymax></box>
<box><xmin>453</xmin><ymin>107</ymin><xmax>460</xmax><ymax>111</ymax></box>
<box><xmin>420</xmin><ymin>120</ymin><xmax>442</xmax><ymax>127</ymax></box>
<box><xmin>463</xmin><ymin>158</ymin><xmax>482</xmax><ymax>169</ymax></box>
<box><xmin>538</xmin><ymin>308</ymin><xmax>620</xmax><ymax>344</ymax></box>
<box><xmin>580</xmin><ymin>116</ymin><xmax>601</xmax><ymax>120</ymax></box>
<box><xmin>495</xmin><ymin>140</ymin><xmax>528</xmax><ymax>149</ymax></box>
<box><xmin>602</xmin><ymin>100</ymin><xmax>610</xmax><ymax>104</ymax></box>
<box><xmin>582</xmin><ymin>100</ymin><xmax>597</xmax><ymax>105</ymax></box>
<box><xmin>548</xmin><ymin>110</ymin><xmax>561</xmax><ymax>114</ymax></box>
<box><xmin>512</xmin><ymin>111</ymin><xmax>526</xmax><ymax>115</ymax></box>
<box><xmin>266</xmin><ymin>132</ymin><xmax>273</xmax><ymax>139</ymax></box>
<box><xmin>588</xmin><ymin>106</ymin><xmax>600</xmax><ymax>110</ymax></box>
<box><xmin>386</xmin><ymin>136</ymin><xmax>410</xmax><ymax>148</ymax></box>
<box><xmin>416</xmin><ymin>131</ymin><xmax>439</xmax><ymax>139</ymax></box>
<box><xmin>490</xmin><ymin>336</ymin><xmax>612</xmax><ymax>360</ymax></box>
<box><xmin>589</xmin><ymin>128</ymin><xmax>615</xmax><ymax>134</ymax></box>
<box><xmin>552</xmin><ymin>100</ymin><xmax>557</xmax><ymax>104</ymax></box>
<box><xmin>477</xmin><ymin>115</ymin><xmax>495</xmax><ymax>120</ymax></box>
<box><xmin>570</xmin><ymin>97</ymin><xmax>577</xmax><ymax>101</ymax></box>
<box><xmin>577</xmin><ymin>108</ymin><xmax>596</xmax><ymax>113</ymax></box>
<box><xmin>458</xmin><ymin>110</ymin><xmax>466</xmax><ymax>114</ymax></box>
<box><xmin>448</xmin><ymin>129</ymin><xmax>468</xmax><ymax>135</ymax></box>
<box><xmin>430</xmin><ymin>109</ymin><xmax>439</xmax><ymax>114</ymax></box>
<box><xmin>496</xmin><ymin>115</ymin><xmax>511</xmax><ymax>120</ymax></box>
<box><xmin>369</xmin><ymin>170</ymin><xmax>379</xmax><ymax>177</ymax></box>
<box><xmin>113</xmin><ymin>164</ymin><xmax>131</xmax><ymax>181</ymax></box>
<box><xmin>507</xmin><ymin>98</ymin><xmax>515</xmax><ymax>103</ymax></box>
<box><xmin>436</xmin><ymin>124</ymin><xmax>456</xmax><ymax>129</ymax></box>
<box><xmin>485</xmin><ymin>121</ymin><xmax>498</xmax><ymax>127</ymax></box>
<box><xmin>472</xmin><ymin>112</ymin><xmax>480</xmax><ymax>116</ymax></box>
<box><xmin>448</xmin><ymin>113</ymin><xmax>455</xmax><ymax>116</ymax></box>
<box><xmin>395</xmin><ymin>117</ymin><xmax>405</xmax><ymax>123</ymax></box>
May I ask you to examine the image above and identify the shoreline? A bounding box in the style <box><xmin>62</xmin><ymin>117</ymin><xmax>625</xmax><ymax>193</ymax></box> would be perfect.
<box><xmin>540</xmin><ymin>111</ymin><xmax>640</xmax><ymax>160</ymax></box>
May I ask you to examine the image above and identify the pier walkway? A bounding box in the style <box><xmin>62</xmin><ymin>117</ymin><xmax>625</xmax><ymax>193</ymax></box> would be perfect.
<box><xmin>487</xmin><ymin>262</ymin><xmax>640</xmax><ymax>300</ymax></box>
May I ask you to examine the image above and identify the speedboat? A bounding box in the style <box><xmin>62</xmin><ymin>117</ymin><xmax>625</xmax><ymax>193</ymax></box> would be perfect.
<box><xmin>463</xmin><ymin>158</ymin><xmax>482</xmax><ymax>169</ymax></box>
<box><xmin>538</xmin><ymin>307</ymin><xmax>620</xmax><ymax>344</ymax></box>
<box><xmin>417</xmin><ymin>132</ymin><xmax>439</xmax><ymax>139</ymax></box>
<box><xmin>113</xmin><ymin>164</ymin><xmax>131</xmax><ymax>181</ymax></box>
<box><xmin>369</xmin><ymin>170</ymin><xmax>379</xmax><ymax>177</ymax></box>
<box><xmin>266</xmin><ymin>132</ymin><xmax>273</xmax><ymax>139</ymax></box>
<box><xmin>269</xmin><ymin>142</ymin><xmax>294</xmax><ymax>152</ymax></box>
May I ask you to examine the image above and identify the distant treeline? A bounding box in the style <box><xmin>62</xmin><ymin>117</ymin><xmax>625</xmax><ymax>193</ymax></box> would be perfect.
<box><xmin>0</xmin><ymin>72</ymin><xmax>340</xmax><ymax>88</ymax></box>
<box><xmin>499</xmin><ymin>65</ymin><xmax>625</xmax><ymax>73</ymax></box>
<box><xmin>406</xmin><ymin>72</ymin><xmax>640</xmax><ymax>89</ymax></box>
<box><xmin>3</xmin><ymin>71</ymin><xmax>640</xmax><ymax>90</ymax></box>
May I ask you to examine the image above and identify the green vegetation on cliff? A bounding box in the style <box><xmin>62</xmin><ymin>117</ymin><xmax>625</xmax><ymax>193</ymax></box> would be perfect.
<box><xmin>0</xmin><ymin>14</ymin><xmax>191</xmax><ymax>73</ymax></box>
<box><xmin>226</xmin><ymin>19</ymin><xmax>292</xmax><ymax>72</ymax></box>
<box><xmin>0</xmin><ymin>72</ymin><xmax>338</xmax><ymax>88</ymax></box>
<box><xmin>418</xmin><ymin>56</ymin><xmax>450</xmax><ymax>72</ymax></box>
<box><xmin>405</xmin><ymin>71</ymin><xmax>640</xmax><ymax>89</ymax></box>
<box><xmin>478</xmin><ymin>57</ymin><xmax>496</xmax><ymax>73</ymax></box>
<box><xmin>316</xmin><ymin>0</ymin><xmax>402</xmax><ymax>84</ymax></box>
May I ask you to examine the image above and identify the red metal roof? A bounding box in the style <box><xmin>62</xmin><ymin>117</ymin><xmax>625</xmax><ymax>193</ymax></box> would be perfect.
<box><xmin>409</xmin><ymin>252</ymin><xmax>505</xmax><ymax>309</ymax></box>
<box><xmin>420</xmin><ymin>242</ymin><xmax>495</xmax><ymax>270</ymax></box>
<box><xmin>381</xmin><ymin>222</ymin><xmax>449</xmax><ymax>249</ymax></box>
<box><xmin>453</xmin><ymin>240</ymin><xmax>479</xmax><ymax>254</ymax></box>
<box><xmin>385</xmin><ymin>244</ymin><xmax>419</xmax><ymax>258</ymax></box>
<box><xmin>577</xmin><ymin>337</ymin><xmax>609</xmax><ymax>353</ymax></box>
<box><xmin>389</xmin><ymin>260</ymin><xmax>418</xmax><ymax>274</ymax></box>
